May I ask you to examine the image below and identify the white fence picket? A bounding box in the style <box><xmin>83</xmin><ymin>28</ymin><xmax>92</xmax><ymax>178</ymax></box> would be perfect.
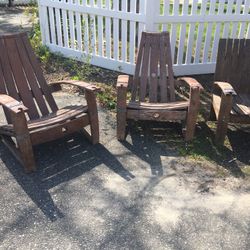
<box><xmin>38</xmin><ymin>0</ymin><xmax>250</xmax><ymax>76</ymax></box>
<box><xmin>113</xmin><ymin>0</ymin><xmax>119</xmax><ymax>61</ymax></box>
<box><xmin>121</xmin><ymin>0</ymin><xmax>128</xmax><ymax>63</ymax></box>
<box><xmin>97</xmin><ymin>0</ymin><xmax>104</xmax><ymax>57</ymax></box>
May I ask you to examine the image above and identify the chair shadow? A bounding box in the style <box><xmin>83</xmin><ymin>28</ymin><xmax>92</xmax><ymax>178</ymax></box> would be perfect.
<box><xmin>0</xmin><ymin>133</ymin><xmax>135</xmax><ymax>222</ymax></box>
<box><xmin>121</xmin><ymin>120</ymin><xmax>180</xmax><ymax>177</ymax></box>
<box><xmin>122</xmin><ymin>119</ymin><xmax>249</xmax><ymax>178</ymax></box>
<box><xmin>185</xmin><ymin>121</ymin><xmax>249</xmax><ymax>178</ymax></box>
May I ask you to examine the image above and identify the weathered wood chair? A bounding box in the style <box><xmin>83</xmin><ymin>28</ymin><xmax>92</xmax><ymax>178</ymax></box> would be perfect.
<box><xmin>0</xmin><ymin>32</ymin><xmax>100</xmax><ymax>173</ymax></box>
<box><xmin>117</xmin><ymin>32</ymin><xmax>203</xmax><ymax>141</ymax></box>
<box><xmin>210</xmin><ymin>38</ymin><xmax>250</xmax><ymax>144</ymax></box>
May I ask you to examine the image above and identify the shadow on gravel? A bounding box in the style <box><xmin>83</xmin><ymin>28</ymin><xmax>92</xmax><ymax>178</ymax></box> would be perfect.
<box><xmin>121</xmin><ymin>121</ymin><xmax>179</xmax><ymax>177</ymax></box>
<box><xmin>122</xmin><ymin>119</ymin><xmax>249</xmax><ymax>178</ymax></box>
<box><xmin>0</xmin><ymin>7</ymin><xmax>32</xmax><ymax>33</ymax></box>
<box><xmin>0</xmin><ymin>133</ymin><xmax>134</xmax><ymax>221</ymax></box>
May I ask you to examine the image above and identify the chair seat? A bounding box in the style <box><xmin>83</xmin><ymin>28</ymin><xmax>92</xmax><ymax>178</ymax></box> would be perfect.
<box><xmin>0</xmin><ymin>105</ymin><xmax>88</xmax><ymax>136</ymax></box>
<box><xmin>127</xmin><ymin>101</ymin><xmax>189</xmax><ymax>110</ymax></box>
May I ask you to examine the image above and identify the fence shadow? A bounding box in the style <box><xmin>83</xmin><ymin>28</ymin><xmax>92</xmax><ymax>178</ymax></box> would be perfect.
<box><xmin>0</xmin><ymin>133</ymin><xmax>134</xmax><ymax>221</ymax></box>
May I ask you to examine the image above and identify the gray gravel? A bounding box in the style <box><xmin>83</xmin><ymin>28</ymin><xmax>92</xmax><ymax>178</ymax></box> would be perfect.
<box><xmin>0</xmin><ymin>7</ymin><xmax>33</xmax><ymax>34</ymax></box>
<box><xmin>0</xmin><ymin>92</ymin><xmax>250</xmax><ymax>250</ymax></box>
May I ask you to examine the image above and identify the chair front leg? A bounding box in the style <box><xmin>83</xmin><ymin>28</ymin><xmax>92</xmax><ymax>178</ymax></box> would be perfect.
<box><xmin>215</xmin><ymin>93</ymin><xmax>233</xmax><ymax>145</ymax></box>
<box><xmin>117</xmin><ymin>86</ymin><xmax>128</xmax><ymax>141</ymax></box>
<box><xmin>185</xmin><ymin>87</ymin><xmax>201</xmax><ymax>141</ymax></box>
<box><xmin>11</xmin><ymin>111</ymin><xmax>36</xmax><ymax>173</ymax></box>
<box><xmin>85</xmin><ymin>89</ymin><xmax>99</xmax><ymax>144</ymax></box>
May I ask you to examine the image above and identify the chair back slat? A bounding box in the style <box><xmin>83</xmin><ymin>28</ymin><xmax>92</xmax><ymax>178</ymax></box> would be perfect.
<box><xmin>0</xmin><ymin>63</ymin><xmax>11</xmax><ymax>123</ymax></box>
<box><xmin>4</xmin><ymin>36</ymin><xmax>40</xmax><ymax>119</ymax></box>
<box><xmin>15</xmin><ymin>35</ymin><xmax>50</xmax><ymax>116</ymax></box>
<box><xmin>0</xmin><ymin>32</ymin><xmax>58</xmax><ymax>123</ymax></box>
<box><xmin>21</xmin><ymin>34</ymin><xmax>58</xmax><ymax>112</ymax></box>
<box><xmin>215</xmin><ymin>38</ymin><xmax>250</xmax><ymax>95</ymax></box>
<box><xmin>131</xmin><ymin>32</ymin><xmax>175</xmax><ymax>103</ymax></box>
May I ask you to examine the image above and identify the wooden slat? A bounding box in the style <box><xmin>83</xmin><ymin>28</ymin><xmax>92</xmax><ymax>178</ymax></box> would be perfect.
<box><xmin>15</xmin><ymin>36</ymin><xmax>50</xmax><ymax>116</ymax></box>
<box><xmin>30</xmin><ymin>115</ymin><xmax>90</xmax><ymax>145</ymax></box>
<box><xmin>149</xmin><ymin>35</ymin><xmax>160</xmax><ymax>103</ymax></box>
<box><xmin>2</xmin><ymin>106</ymin><xmax>88</xmax><ymax>132</ymax></box>
<box><xmin>138</xmin><ymin>37</ymin><xmax>150</xmax><ymax>102</ymax></box>
<box><xmin>0</xmin><ymin>62</ymin><xmax>11</xmax><ymax>123</ymax></box>
<box><xmin>21</xmin><ymin>34</ymin><xmax>58</xmax><ymax>112</ymax></box>
<box><xmin>159</xmin><ymin>33</ymin><xmax>168</xmax><ymax>102</ymax></box>
<box><xmin>4</xmin><ymin>37</ymin><xmax>40</xmax><ymax>119</ymax></box>
<box><xmin>165</xmin><ymin>32</ymin><xmax>175</xmax><ymax>102</ymax></box>
<box><xmin>128</xmin><ymin>101</ymin><xmax>189</xmax><ymax>110</ymax></box>
<box><xmin>127</xmin><ymin>109</ymin><xmax>187</xmax><ymax>121</ymax></box>
<box><xmin>131</xmin><ymin>33</ymin><xmax>145</xmax><ymax>102</ymax></box>
<box><xmin>233</xmin><ymin>94</ymin><xmax>250</xmax><ymax>116</ymax></box>
<box><xmin>0</xmin><ymin>39</ymin><xmax>20</xmax><ymax>102</ymax></box>
<box><xmin>214</xmin><ymin>39</ymin><xmax>227</xmax><ymax>81</ymax></box>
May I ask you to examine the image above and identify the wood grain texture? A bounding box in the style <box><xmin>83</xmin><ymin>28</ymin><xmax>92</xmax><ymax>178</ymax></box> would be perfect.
<box><xmin>116</xmin><ymin>32</ymin><xmax>201</xmax><ymax>141</ymax></box>
<box><xmin>212</xmin><ymin>38</ymin><xmax>250</xmax><ymax>145</ymax></box>
<box><xmin>0</xmin><ymin>32</ymin><xmax>100</xmax><ymax>172</ymax></box>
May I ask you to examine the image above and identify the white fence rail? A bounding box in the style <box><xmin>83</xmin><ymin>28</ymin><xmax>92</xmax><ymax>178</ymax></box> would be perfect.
<box><xmin>38</xmin><ymin>0</ymin><xmax>250</xmax><ymax>76</ymax></box>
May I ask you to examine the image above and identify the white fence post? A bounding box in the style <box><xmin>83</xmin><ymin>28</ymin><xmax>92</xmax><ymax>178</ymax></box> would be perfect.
<box><xmin>145</xmin><ymin>0</ymin><xmax>157</xmax><ymax>32</ymax></box>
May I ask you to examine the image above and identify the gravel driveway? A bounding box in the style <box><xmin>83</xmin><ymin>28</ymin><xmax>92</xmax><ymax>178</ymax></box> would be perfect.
<box><xmin>0</xmin><ymin>7</ymin><xmax>250</xmax><ymax>250</ymax></box>
<box><xmin>0</xmin><ymin>92</ymin><xmax>250</xmax><ymax>250</ymax></box>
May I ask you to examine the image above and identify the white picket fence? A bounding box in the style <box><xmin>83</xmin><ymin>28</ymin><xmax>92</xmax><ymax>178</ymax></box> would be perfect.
<box><xmin>38</xmin><ymin>0</ymin><xmax>250</xmax><ymax>76</ymax></box>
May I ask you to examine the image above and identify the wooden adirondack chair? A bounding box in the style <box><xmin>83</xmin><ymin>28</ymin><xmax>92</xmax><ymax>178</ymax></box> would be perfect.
<box><xmin>0</xmin><ymin>32</ymin><xmax>100</xmax><ymax>173</ymax></box>
<box><xmin>210</xmin><ymin>38</ymin><xmax>250</xmax><ymax>144</ymax></box>
<box><xmin>117</xmin><ymin>32</ymin><xmax>203</xmax><ymax>141</ymax></box>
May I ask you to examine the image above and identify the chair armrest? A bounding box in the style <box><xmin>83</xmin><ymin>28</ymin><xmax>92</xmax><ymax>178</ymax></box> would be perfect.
<box><xmin>0</xmin><ymin>94</ymin><xmax>28</xmax><ymax>114</ymax></box>
<box><xmin>214</xmin><ymin>81</ymin><xmax>237</xmax><ymax>96</ymax></box>
<box><xmin>116</xmin><ymin>75</ymin><xmax>129</xmax><ymax>89</ymax></box>
<box><xmin>178</xmin><ymin>77</ymin><xmax>204</xmax><ymax>90</ymax></box>
<box><xmin>50</xmin><ymin>80</ymin><xmax>101</xmax><ymax>93</ymax></box>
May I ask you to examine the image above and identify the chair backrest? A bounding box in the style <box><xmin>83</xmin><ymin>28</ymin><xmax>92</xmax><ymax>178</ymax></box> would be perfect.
<box><xmin>215</xmin><ymin>38</ymin><xmax>250</xmax><ymax>95</ymax></box>
<box><xmin>0</xmin><ymin>32</ymin><xmax>58</xmax><ymax>123</ymax></box>
<box><xmin>131</xmin><ymin>32</ymin><xmax>176</xmax><ymax>103</ymax></box>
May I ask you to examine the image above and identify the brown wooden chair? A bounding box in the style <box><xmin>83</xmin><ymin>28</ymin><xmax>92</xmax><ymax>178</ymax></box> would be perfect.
<box><xmin>0</xmin><ymin>32</ymin><xmax>100</xmax><ymax>173</ymax></box>
<box><xmin>117</xmin><ymin>32</ymin><xmax>203</xmax><ymax>141</ymax></box>
<box><xmin>210</xmin><ymin>38</ymin><xmax>250</xmax><ymax>145</ymax></box>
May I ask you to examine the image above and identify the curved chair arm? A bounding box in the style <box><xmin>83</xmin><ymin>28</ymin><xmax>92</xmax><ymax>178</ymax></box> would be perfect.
<box><xmin>117</xmin><ymin>75</ymin><xmax>129</xmax><ymax>107</ymax></box>
<box><xmin>177</xmin><ymin>77</ymin><xmax>204</xmax><ymax>91</ymax></box>
<box><xmin>176</xmin><ymin>78</ymin><xmax>203</xmax><ymax>141</ymax></box>
<box><xmin>214</xmin><ymin>81</ymin><xmax>237</xmax><ymax>96</ymax></box>
<box><xmin>116</xmin><ymin>75</ymin><xmax>130</xmax><ymax>89</ymax></box>
<box><xmin>50</xmin><ymin>80</ymin><xmax>101</xmax><ymax>93</ymax></box>
<box><xmin>0</xmin><ymin>94</ymin><xmax>28</xmax><ymax>114</ymax></box>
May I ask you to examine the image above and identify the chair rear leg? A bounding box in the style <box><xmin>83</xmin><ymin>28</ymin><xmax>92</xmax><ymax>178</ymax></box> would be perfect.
<box><xmin>85</xmin><ymin>90</ymin><xmax>99</xmax><ymax>144</ymax></box>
